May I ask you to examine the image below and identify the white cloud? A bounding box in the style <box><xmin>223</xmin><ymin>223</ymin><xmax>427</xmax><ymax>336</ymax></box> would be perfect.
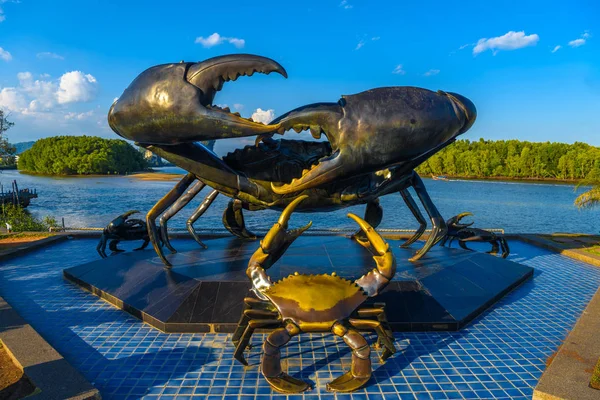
<box><xmin>566</xmin><ymin>31</ymin><xmax>591</xmax><ymax>48</ymax></box>
<box><xmin>233</xmin><ymin>103</ymin><xmax>244</xmax><ymax>111</ymax></box>
<box><xmin>195</xmin><ymin>33</ymin><xmax>245</xmax><ymax>48</ymax></box>
<box><xmin>56</xmin><ymin>71</ymin><xmax>98</xmax><ymax>104</ymax></box>
<box><xmin>569</xmin><ymin>38</ymin><xmax>585</xmax><ymax>47</ymax></box>
<box><xmin>0</xmin><ymin>47</ymin><xmax>12</xmax><ymax>61</ymax></box>
<box><xmin>392</xmin><ymin>65</ymin><xmax>406</xmax><ymax>75</ymax></box>
<box><xmin>355</xmin><ymin>36</ymin><xmax>379</xmax><ymax>50</ymax></box>
<box><xmin>424</xmin><ymin>69</ymin><xmax>440</xmax><ymax>77</ymax></box>
<box><xmin>340</xmin><ymin>0</ymin><xmax>353</xmax><ymax>9</ymax></box>
<box><xmin>251</xmin><ymin>108</ymin><xmax>275</xmax><ymax>124</ymax></box>
<box><xmin>473</xmin><ymin>31</ymin><xmax>539</xmax><ymax>55</ymax></box>
<box><xmin>0</xmin><ymin>0</ymin><xmax>18</xmax><ymax>23</ymax></box>
<box><xmin>551</xmin><ymin>45</ymin><xmax>561</xmax><ymax>53</ymax></box>
<box><xmin>0</xmin><ymin>70</ymin><xmax>99</xmax><ymax>117</ymax></box>
<box><xmin>65</xmin><ymin>110</ymin><xmax>94</xmax><ymax>120</ymax></box>
<box><xmin>36</xmin><ymin>52</ymin><xmax>64</xmax><ymax>60</ymax></box>
<box><xmin>18</xmin><ymin>72</ymin><xmax>57</xmax><ymax>110</ymax></box>
<box><xmin>0</xmin><ymin>87</ymin><xmax>27</xmax><ymax>112</ymax></box>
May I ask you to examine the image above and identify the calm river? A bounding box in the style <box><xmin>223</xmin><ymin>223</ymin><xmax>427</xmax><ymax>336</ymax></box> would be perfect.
<box><xmin>0</xmin><ymin>168</ymin><xmax>595</xmax><ymax>234</ymax></box>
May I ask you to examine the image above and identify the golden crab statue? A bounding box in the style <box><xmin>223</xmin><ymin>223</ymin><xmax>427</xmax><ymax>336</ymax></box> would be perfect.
<box><xmin>232</xmin><ymin>195</ymin><xmax>398</xmax><ymax>393</ymax></box>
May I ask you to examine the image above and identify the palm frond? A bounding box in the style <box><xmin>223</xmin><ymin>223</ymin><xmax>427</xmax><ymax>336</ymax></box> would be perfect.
<box><xmin>575</xmin><ymin>186</ymin><xmax>600</xmax><ymax>209</ymax></box>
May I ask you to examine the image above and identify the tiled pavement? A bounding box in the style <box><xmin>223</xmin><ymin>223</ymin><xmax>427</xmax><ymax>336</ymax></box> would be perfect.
<box><xmin>0</xmin><ymin>238</ymin><xmax>599</xmax><ymax>399</ymax></box>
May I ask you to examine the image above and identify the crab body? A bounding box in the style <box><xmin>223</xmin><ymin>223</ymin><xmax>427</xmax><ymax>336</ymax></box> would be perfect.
<box><xmin>263</xmin><ymin>274</ymin><xmax>368</xmax><ymax>329</ymax></box>
<box><xmin>107</xmin><ymin>54</ymin><xmax>477</xmax><ymax>267</ymax></box>
<box><xmin>96</xmin><ymin>210</ymin><xmax>158</xmax><ymax>258</ymax></box>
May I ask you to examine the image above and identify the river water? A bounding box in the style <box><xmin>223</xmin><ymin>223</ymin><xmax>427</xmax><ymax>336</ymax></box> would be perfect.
<box><xmin>0</xmin><ymin>168</ymin><xmax>595</xmax><ymax>234</ymax></box>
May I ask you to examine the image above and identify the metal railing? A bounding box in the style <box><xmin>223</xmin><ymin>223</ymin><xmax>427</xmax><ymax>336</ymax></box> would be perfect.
<box><xmin>49</xmin><ymin>226</ymin><xmax>505</xmax><ymax>235</ymax></box>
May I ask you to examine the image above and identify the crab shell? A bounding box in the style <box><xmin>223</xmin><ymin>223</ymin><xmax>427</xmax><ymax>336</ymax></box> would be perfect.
<box><xmin>263</xmin><ymin>273</ymin><xmax>368</xmax><ymax>331</ymax></box>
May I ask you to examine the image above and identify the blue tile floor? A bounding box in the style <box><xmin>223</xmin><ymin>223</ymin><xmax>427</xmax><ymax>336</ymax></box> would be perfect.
<box><xmin>0</xmin><ymin>238</ymin><xmax>599</xmax><ymax>400</ymax></box>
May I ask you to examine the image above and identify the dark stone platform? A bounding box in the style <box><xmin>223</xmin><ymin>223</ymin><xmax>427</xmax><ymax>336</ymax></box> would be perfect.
<box><xmin>63</xmin><ymin>236</ymin><xmax>533</xmax><ymax>333</ymax></box>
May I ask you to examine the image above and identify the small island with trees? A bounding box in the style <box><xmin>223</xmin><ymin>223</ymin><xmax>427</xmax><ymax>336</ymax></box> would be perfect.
<box><xmin>18</xmin><ymin>136</ymin><xmax>148</xmax><ymax>175</ymax></box>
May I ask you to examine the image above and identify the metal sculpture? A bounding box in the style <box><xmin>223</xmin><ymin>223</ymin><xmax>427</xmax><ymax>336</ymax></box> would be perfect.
<box><xmin>440</xmin><ymin>212</ymin><xmax>510</xmax><ymax>258</ymax></box>
<box><xmin>96</xmin><ymin>210</ymin><xmax>157</xmax><ymax>258</ymax></box>
<box><xmin>232</xmin><ymin>196</ymin><xmax>397</xmax><ymax>393</ymax></box>
<box><xmin>108</xmin><ymin>54</ymin><xmax>477</xmax><ymax>266</ymax></box>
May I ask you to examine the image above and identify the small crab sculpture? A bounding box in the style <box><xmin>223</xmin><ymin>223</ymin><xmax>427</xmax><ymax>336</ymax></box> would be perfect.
<box><xmin>96</xmin><ymin>210</ymin><xmax>158</xmax><ymax>258</ymax></box>
<box><xmin>439</xmin><ymin>212</ymin><xmax>510</xmax><ymax>258</ymax></box>
<box><xmin>232</xmin><ymin>196</ymin><xmax>398</xmax><ymax>393</ymax></box>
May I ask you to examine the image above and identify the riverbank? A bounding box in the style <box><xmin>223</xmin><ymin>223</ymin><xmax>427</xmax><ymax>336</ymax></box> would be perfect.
<box><xmin>16</xmin><ymin>167</ymin><xmax>590</xmax><ymax>186</ymax></box>
<box><xmin>129</xmin><ymin>172</ymin><xmax>183</xmax><ymax>181</ymax></box>
<box><xmin>17</xmin><ymin>169</ymin><xmax>151</xmax><ymax>178</ymax></box>
<box><xmin>438</xmin><ymin>175</ymin><xmax>586</xmax><ymax>185</ymax></box>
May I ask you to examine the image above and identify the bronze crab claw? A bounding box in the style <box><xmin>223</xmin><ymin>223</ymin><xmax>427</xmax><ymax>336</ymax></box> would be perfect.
<box><xmin>108</xmin><ymin>54</ymin><xmax>287</xmax><ymax>145</ymax></box>
<box><xmin>233</xmin><ymin>196</ymin><xmax>398</xmax><ymax>393</ymax></box>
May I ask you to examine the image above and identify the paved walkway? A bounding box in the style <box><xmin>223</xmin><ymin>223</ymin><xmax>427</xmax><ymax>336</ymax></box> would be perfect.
<box><xmin>0</xmin><ymin>239</ymin><xmax>599</xmax><ymax>399</ymax></box>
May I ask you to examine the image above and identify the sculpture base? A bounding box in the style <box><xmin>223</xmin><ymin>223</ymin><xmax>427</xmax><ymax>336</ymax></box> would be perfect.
<box><xmin>63</xmin><ymin>236</ymin><xmax>533</xmax><ymax>333</ymax></box>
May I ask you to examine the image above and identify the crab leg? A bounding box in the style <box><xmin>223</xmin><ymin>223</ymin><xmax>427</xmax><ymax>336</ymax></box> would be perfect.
<box><xmin>328</xmin><ymin>323</ymin><xmax>371</xmax><ymax>392</ymax></box>
<box><xmin>499</xmin><ymin>237</ymin><xmax>510</xmax><ymax>258</ymax></box>
<box><xmin>399</xmin><ymin>188</ymin><xmax>427</xmax><ymax>248</ymax></box>
<box><xmin>356</xmin><ymin>304</ymin><xmax>395</xmax><ymax>349</ymax></box>
<box><xmin>96</xmin><ymin>235</ymin><xmax>108</xmax><ymax>258</ymax></box>
<box><xmin>134</xmin><ymin>237</ymin><xmax>150</xmax><ymax>251</ymax></box>
<box><xmin>408</xmin><ymin>172</ymin><xmax>447</xmax><ymax>261</ymax></box>
<box><xmin>147</xmin><ymin>173</ymin><xmax>196</xmax><ymax>267</ymax></box>
<box><xmin>109</xmin><ymin>239</ymin><xmax>123</xmax><ymax>253</ymax></box>
<box><xmin>349</xmin><ymin>317</ymin><xmax>396</xmax><ymax>361</ymax></box>
<box><xmin>232</xmin><ymin>297</ymin><xmax>277</xmax><ymax>348</ymax></box>
<box><xmin>223</xmin><ymin>199</ymin><xmax>258</xmax><ymax>239</ymax></box>
<box><xmin>233</xmin><ymin>309</ymin><xmax>280</xmax><ymax>366</ymax></box>
<box><xmin>159</xmin><ymin>180</ymin><xmax>206</xmax><ymax>253</ymax></box>
<box><xmin>187</xmin><ymin>189</ymin><xmax>219</xmax><ymax>248</ymax></box>
<box><xmin>262</xmin><ymin>323</ymin><xmax>310</xmax><ymax>393</ymax></box>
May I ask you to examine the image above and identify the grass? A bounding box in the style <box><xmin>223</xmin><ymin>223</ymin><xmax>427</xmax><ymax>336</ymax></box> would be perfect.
<box><xmin>0</xmin><ymin>232</ymin><xmax>54</xmax><ymax>242</ymax></box>
<box><xmin>592</xmin><ymin>358</ymin><xmax>600</xmax><ymax>390</ymax></box>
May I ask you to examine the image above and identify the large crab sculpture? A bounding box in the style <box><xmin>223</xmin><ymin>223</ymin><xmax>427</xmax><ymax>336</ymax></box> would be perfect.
<box><xmin>108</xmin><ymin>54</ymin><xmax>477</xmax><ymax>267</ymax></box>
<box><xmin>96</xmin><ymin>210</ymin><xmax>158</xmax><ymax>258</ymax></box>
<box><xmin>232</xmin><ymin>196</ymin><xmax>397</xmax><ymax>393</ymax></box>
<box><xmin>439</xmin><ymin>212</ymin><xmax>510</xmax><ymax>258</ymax></box>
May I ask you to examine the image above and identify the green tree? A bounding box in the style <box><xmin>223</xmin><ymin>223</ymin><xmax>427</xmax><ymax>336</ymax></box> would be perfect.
<box><xmin>17</xmin><ymin>136</ymin><xmax>148</xmax><ymax>175</ymax></box>
<box><xmin>0</xmin><ymin>110</ymin><xmax>17</xmax><ymax>166</ymax></box>
<box><xmin>0</xmin><ymin>204</ymin><xmax>57</xmax><ymax>232</ymax></box>
<box><xmin>416</xmin><ymin>138</ymin><xmax>600</xmax><ymax>182</ymax></box>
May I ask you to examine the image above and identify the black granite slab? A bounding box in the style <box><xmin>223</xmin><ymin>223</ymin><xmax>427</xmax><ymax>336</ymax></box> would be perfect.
<box><xmin>63</xmin><ymin>236</ymin><xmax>534</xmax><ymax>333</ymax></box>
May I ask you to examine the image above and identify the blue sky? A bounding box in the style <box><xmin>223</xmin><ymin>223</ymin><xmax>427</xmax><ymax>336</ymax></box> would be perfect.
<box><xmin>0</xmin><ymin>0</ymin><xmax>598</xmax><ymax>154</ymax></box>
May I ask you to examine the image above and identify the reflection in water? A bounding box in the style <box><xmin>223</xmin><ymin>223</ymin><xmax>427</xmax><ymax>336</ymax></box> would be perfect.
<box><xmin>1</xmin><ymin>168</ymin><xmax>595</xmax><ymax>234</ymax></box>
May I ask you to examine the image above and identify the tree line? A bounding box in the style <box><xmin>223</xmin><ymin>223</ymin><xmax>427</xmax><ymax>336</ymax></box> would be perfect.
<box><xmin>18</xmin><ymin>136</ymin><xmax>148</xmax><ymax>175</ymax></box>
<box><xmin>0</xmin><ymin>110</ymin><xmax>17</xmax><ymax>166</ymax></box>
<box><xmin>417</xmin><ymin>139</ymin><xmax>600</xmax><ymax>181</ymax></box>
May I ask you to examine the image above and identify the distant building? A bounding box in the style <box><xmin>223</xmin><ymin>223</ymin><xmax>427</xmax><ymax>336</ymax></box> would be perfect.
<box><xmin>143</xmin><ymin>150</ymin><xmax>164</xmax><ymax>167</ymax></box>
